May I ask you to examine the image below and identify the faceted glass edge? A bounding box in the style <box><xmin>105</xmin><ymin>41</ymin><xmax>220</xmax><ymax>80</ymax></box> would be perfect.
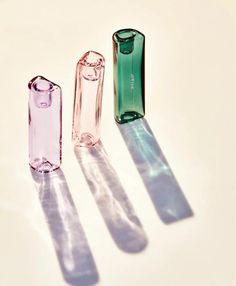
<box><xmin>112</xmin><ymin>28</ymin><xmax>145</xmax><ymax>44</ymax></box>
<box><xmin>78</xmin><ymin>51</ymin><xmax>105</xmax><ymax>68</ymax></box>
<box><xmin>28</xmin><ymin>75</ymin><xmax>61</xmax><ymax>93</ymax></box>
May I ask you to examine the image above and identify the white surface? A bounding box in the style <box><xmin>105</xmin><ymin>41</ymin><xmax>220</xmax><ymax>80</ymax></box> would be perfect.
<box><xmin>0</xmin><ymin>0</ymin><xmax>236</xmax><ymax>285</ymax></box>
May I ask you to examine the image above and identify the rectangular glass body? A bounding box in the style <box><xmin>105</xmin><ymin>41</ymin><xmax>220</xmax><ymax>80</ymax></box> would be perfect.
<box><xmin>28</xmin><ymin>76</ymin><xmax>62</xmax><ymax>172</ymax></box>
<box><xmin>72</xmin><ymin>51</ymin><xmax>105</xmax><ymax>147</ymax></box>
<box><xmin>113</xmin><ymin>28</ymin><xmax>145</xmax><ymax>124</ymax></box>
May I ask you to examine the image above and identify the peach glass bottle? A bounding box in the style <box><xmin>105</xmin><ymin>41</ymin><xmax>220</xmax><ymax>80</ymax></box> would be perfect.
<box><xmin>72</xmin><ymin>51</ymin><xmax>105</xmax><ymax>147</ymax></box>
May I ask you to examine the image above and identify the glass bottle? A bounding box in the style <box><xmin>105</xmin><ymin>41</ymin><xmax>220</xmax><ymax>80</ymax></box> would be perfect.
<box><xmin>72</xmin><ymin>51</ymin><xmax>105</xmax><ymax>147</ymax></box>
<box><xmin>28</xmin><ymin>76</ymin><xmax>62</xmax><ymax>172</ymax></box>
<box><xmin>113</xmin><ymin>28</ymin><xmax>145</xmax><ymax>124</ymax></box>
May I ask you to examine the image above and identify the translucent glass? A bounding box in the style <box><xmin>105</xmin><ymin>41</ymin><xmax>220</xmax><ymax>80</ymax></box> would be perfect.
<box><xmin>113</xmin><ymin>28</ymin><xmax>145</xmax><ymax>124</ymax></box>
<box><xmin>72</xmin><ymin>51</ymin><xmax>105</xmax><ymax>147</ymax></box>
<box><xmin>28</xmin><ymin>76</ymin><xmax>62</xmax><ymax>172</ymax></box>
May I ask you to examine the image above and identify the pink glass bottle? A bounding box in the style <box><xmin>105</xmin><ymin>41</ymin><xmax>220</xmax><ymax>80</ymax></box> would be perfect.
<box><xmin>72</xmin><ymin>51</ymin><xmax>105</xmax><ymax>147</ymax></box>
<box><xmin>28</xmin><ymin>76</ymin><xmax>62</xmax><ymax>172</ymax></box>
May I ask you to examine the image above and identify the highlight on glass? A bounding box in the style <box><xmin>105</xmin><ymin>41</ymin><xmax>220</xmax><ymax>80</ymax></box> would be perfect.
<box><xmin>72</xmin><ymin>51</ymin><xmax>105</xmax><ymax>148</ymax></box>
<box><xmin>28</xmin><ymin>76</ymin><xmax>62</xmax><ymax>173</ymax></box>
<box><xmin>113</xmin><ymin>28</ymin><xmax>145</xmax><ymax>124</ymax></box>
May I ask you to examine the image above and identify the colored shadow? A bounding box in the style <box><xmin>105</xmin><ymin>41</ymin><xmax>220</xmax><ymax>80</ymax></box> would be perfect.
<box><xmin>117</xmin><ymin>118</ymin><xmax>194</xmax><ymax>224</ymax></box>
<box><xmin>74</xmin><ymin>142</ymin><xmax>148</xmax><ymax>253</ymax></box>
<box><xmin>31</xmin><ymin>168</ymin><xmax>99</xmax><ymax>286</ymax></box>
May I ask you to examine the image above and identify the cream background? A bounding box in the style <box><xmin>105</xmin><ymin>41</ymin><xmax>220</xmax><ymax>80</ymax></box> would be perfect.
<box><xmin>0</xmin><ymin>0</ymin><xmax>235</xmax><ymax>285</ymax></box>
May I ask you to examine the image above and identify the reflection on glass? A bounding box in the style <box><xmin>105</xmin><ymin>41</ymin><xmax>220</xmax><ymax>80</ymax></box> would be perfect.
<box><xmin>118</xmin><ymin>118</ymin><xmax>194</xmax><ymax>224</ymax></box>
<box><xmin>74</xmin><ymin>142</ymin><xmax>147</xmax><ymax>253</ymax></box>
<box><xmin>31</xmin><ymin>168</ymin><xmax>99</xmax><ymax>286</ymax></box>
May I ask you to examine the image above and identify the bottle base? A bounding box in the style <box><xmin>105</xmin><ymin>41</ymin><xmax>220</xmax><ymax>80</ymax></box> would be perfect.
<box><xmin>115</xmin><ymin>111</ymin><xmax>144</xmax><ymax>124</ymax></box>
<box><xmin>29</xmin><ymin>158</ymin><xmax>60</xmax><ymax>173</ymax></box>
<box><xmin>74</xmin><ymin>133</ymin><xmax>98</xmax><ymax>148</ymax></box>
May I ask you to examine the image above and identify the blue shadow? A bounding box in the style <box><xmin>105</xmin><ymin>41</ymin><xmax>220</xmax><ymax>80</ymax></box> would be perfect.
<box><xmin>117</xmin><ymin>118</ymin><xmax>194</xmax><ymax>224</ymax></box>
<box><xmin>74</xmin><ymin>142</ymin><xmax>148</xmax><ymax>253</ymax></box>
<box><xmin>30</xmin><ymin>167</ymin><xmax>99</xmax><ymax>286</ymax></box>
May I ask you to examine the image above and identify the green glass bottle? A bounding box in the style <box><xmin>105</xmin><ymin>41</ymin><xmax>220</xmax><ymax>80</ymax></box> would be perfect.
<box><xmin>113</xmin><ymin>28</ymin><xmax>145</xmax><ymax>124</ymax></box>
